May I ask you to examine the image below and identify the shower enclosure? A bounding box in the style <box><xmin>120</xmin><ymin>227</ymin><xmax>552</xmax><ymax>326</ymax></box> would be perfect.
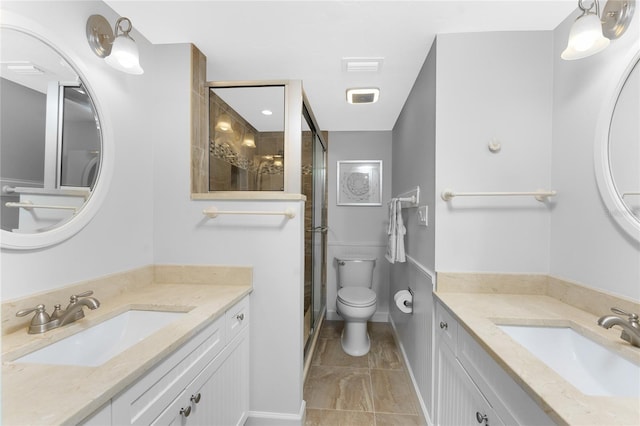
<box><xmin>302</xmin><ymin>102</ymin><xmax>327</xmax><ymax>359</ymax></box>
<box><xmin>205</xmin><ymin>82</ymin><xmax>327</xmax><ymax>362</ymax></box>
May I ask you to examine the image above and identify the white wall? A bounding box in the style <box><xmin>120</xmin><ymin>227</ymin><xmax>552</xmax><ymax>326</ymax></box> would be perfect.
<box><xmin>152</xmin><ymin>43</ymin><xmax>306</xmax><ymax>420</ymax></box>
<box><xmin>1</xmin><ymin>0</ymin><xmax>154</xmax><ymax>300</ymax></box>
<box><xmin>435</xmin><ymin>31</ymin><xmax>554</xmax><ymax>274</ymax></box>
<box><xmin>550</xmin><ymin>10</ymin><xmax>640</xmax><ymax>300</ymax></box>
<box><xmin>1</xmin><ymin>3</ymin><xmax>306</xmax><ymax>421</ymax></box>
<box><xmin>326</xmin><ymin>131</ymin><xmax>393</xmax><ymax>322</ymax></box>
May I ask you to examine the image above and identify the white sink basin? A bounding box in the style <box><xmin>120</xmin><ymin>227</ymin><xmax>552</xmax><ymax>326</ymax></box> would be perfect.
<box><xmin>498</xmin><ymin>325</ymin><xmax>640</xmax><ymax>397</ymax></box>
<box><xmin>15</xmin><ymin>310</ymin><xmax>186</xmax><ymax>367</ymax></box>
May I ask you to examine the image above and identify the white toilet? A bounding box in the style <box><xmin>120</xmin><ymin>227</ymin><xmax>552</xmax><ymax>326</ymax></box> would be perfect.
<box><xmin>335</xmin><ymin>257</ymin><xmax>377</xmax><ymax>356</ymax></box>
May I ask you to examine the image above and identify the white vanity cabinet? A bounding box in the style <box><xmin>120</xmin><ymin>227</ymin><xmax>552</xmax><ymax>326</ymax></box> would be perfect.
<box><xmin>87</xmin><ymin>296</ymin><xmax>250</xmax><ymax>426</ymax></box>
<box><xmin>435</xmin><ymin>300</ymin><xmax>503</xmax><ymax>426</ymax></box>
<box><xmin>434</xmin><ymin>299</ymin><xmax>554</xmax><ymax>426</ymax></box>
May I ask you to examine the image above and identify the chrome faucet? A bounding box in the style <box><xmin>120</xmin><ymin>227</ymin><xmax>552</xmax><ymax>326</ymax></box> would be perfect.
<box><xmin>58</xmin><ymin>294</ymin><xmax>100</xmax><ymax>326</ymax></box>
<box><xmin>16</xmin><ymin>291</ymin><xmax>100</xmax><ymax>334</ymax></box>
<box><xmin>597</xmin><ymin>307</ymin><xmax>640</xmax><ymax>348</ymax></box>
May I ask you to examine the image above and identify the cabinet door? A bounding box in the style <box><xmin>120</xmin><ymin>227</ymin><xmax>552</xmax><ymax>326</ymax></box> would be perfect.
<box><xmin>192</xmin><ymin>329</ymin><xmax>249</xmax><ymax>426</ymax></box>
<box><xmin>436</xmin><ymin>337</ymin><xmax>504</xmax><ymax>426</ymax></box>
<box><xmin>152</xmin><ymin>327</ymin><xmax>249</xmax><ymax>426</ymax></box>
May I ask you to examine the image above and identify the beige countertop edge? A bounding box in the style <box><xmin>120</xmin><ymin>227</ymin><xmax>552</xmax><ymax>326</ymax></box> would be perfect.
<box><xmin>1</xmin><ymin>282</ymin><xmax>252</xmax><ymax>426</ymax></box>
<box><xmin>434</xmin><ymin>292</ymin><xmax>640</xmax><ymax>426</ymax></box>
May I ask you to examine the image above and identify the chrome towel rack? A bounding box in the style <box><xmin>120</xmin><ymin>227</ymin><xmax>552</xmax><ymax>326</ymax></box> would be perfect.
<box><xmin>441</xmin><ymin>189</ymin><xmax>557</xmax><ymax>202</ymax></box>
<box><xmin>203</xmin><ymin>206</ymin><xmax>296</xmax><ymax>219</ymax></box>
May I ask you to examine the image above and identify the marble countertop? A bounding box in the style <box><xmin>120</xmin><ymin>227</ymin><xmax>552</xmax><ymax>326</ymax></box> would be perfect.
<box><xmin>2</xmin><ymin>281</ymin><xmax>252</xmax><ymax>426</ymax></box>
<box><xmin>435</xmin><ymin>291</ymin><xmax>640</xmax><ymax>426</ymax></box>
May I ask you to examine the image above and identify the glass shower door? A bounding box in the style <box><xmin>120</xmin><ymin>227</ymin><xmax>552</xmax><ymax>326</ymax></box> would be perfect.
<box><xmin>302</xmin><ymin>103</ymin><xmax>327</xmax><ymax>356</ymax></box>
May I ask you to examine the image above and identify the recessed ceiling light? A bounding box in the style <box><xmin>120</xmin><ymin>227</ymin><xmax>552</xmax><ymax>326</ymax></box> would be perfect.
<box><xmin>261</xmin><ymin>109</ymin><xmax>273</xmax><ymax>116</ymax></box>
<box><xmin>346</xmin><ymin>88</ymin><xmax>380</xmax><ymax>104</ymax></box>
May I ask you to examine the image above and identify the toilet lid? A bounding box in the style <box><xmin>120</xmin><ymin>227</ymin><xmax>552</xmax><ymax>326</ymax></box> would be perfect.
<box><xmin>337</xmin><ymin>288</ymin><xmax>377</xmax><ymax>307</ymax></box>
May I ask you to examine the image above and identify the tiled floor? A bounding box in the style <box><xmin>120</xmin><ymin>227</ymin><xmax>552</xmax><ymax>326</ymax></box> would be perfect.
<box><xmin>304</xmin><ymin>320</ymin><xmax>426</xmax><ymax>426</ymax></box>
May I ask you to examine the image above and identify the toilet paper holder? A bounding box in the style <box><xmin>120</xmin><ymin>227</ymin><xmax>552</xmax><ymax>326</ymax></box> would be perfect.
<box><xmin>394</xmin><ymin>287</ymin><xmax>414</xmax><ymax>314</ymax></box>
<box><xmin>403</xmin><ymin>287</ymin><xmax>414</xmax><ymax>308</ymax></box>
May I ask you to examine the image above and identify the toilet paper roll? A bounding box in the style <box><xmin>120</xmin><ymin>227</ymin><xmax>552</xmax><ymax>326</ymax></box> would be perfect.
<box><xmin>394</xmin><ymin>290</ymin><xmax>413</xmax><ymax>314</ymax></box>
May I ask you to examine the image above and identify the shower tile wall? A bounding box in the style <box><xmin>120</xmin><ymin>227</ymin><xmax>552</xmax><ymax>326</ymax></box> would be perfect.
<box><xmin>190</xmin><ymin>45</ymin><xmax>208</xmax><ymax>193</ymax></box>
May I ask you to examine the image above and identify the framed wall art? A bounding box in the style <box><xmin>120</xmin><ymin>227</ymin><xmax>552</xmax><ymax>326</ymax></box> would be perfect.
<box><xmin>337</xmin><ymin>160</ymin><xmax>382</xmax><ymax>206</ymax></box>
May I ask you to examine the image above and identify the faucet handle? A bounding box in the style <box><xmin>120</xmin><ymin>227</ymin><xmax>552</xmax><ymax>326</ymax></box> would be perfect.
<box><xmin>611</xmin><ymin>307</ymin><xmax>639</xmax><ymax>322</ymax></box>
<box><xmin>16</xmin><ymin>304</ymin><xmax>51</xmax><ymax>325</ymax></box>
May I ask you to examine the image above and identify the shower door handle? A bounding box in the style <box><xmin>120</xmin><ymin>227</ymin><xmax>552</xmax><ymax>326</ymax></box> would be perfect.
<box><xmin>306</xmin><ymin>226</ymin><xmax>328</xmax><ymax>233</ymax></box>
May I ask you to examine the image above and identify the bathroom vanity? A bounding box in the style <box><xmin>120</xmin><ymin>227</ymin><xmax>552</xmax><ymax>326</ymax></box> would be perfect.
<box><xmin>434</xmin><ymin>275</ymin><xmax>640</xmax><ymax>426</ymax></box>
<box><xmin>1</xmin><ymin>265</ymin><xmax>252</xmax><ymax>426</ymax></box>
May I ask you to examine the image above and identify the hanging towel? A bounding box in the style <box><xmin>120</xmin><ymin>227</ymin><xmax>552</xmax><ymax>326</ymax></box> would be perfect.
<box><xmin>385</xmin><ymin>199</ymin><xmax>397</xmax><ymax>262</ymax></box>
<box><xmin>385</xmin><ymin>199</ymin><xmax>406</xmax><ymax>263</ymax></box>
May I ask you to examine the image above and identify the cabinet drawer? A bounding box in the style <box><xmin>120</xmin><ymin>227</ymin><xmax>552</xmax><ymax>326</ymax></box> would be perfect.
<box><xmin>435</xmin><ymin>301</ymin><xmax>457</xmax><ymax>353</ymax></box>
<box><xmin>112</xmin><ymin>315</ymin><xmax>225</xmax><ymax>425</ymax></box>
<box><xmin>226</xmin><ymin>296</ymin><xmax>250</xmax><ymax>342</ymax></box>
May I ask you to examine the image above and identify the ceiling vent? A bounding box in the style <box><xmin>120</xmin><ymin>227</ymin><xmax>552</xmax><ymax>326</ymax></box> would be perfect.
<box><xmin>3</xmin><ymin>62</ymin><xmax>45</xmax><ymax>75</ymax></box>
<box><xmin>342</xmin><ymin>57</ymin><xmax>384</xmax><ymax>73</ymax></box>
<box><xmin>346</xmin><ymin>88</ymin><xmax>380</xmax><ymax>104</ymax></box>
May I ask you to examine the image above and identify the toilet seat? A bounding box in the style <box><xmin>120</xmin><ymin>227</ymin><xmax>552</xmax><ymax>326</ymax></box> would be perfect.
<box><xmin>337</xmin><ymin>287</ymin><xmax>377</xmax><ymax>307</ymax></box>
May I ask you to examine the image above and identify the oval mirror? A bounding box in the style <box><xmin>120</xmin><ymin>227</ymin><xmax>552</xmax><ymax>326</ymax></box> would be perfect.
<box><xmin>595</xmin><ymin>50</ymin><xmax>640</xmax><ymax>240</ymax></box>
<box><xmin>1</xmin><ymin>26</ymin><xmax>105</xmax><ymax>249</ymax></box>
<box><xmin>609</xmin><ymin>58</ymin><xmax>640</xmax><ymax>219</ymax></box>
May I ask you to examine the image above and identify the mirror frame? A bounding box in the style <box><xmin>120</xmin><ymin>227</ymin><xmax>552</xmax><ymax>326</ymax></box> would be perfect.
<box><xmin>594</xmin><ymin>48</ymin><xmax>640</xmax><ymax>241</ymax></box>
<box><xmin>0</xmin><ymin>12</ymin><xmax>113</xmax><ymax>250</ymax></box>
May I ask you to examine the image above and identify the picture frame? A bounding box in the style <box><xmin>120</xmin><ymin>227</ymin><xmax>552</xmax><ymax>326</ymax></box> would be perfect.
<box><xmin>337</xmin><ymin>160</ymin><xmax>382</xmax><ymax>206</ymax></box>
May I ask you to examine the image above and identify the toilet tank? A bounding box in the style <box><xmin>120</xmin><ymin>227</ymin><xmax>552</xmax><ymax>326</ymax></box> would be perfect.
<box><xmin>336</xmin><ymin>257</ymin><xmax>376</xmax><ymax>288</ymax></box>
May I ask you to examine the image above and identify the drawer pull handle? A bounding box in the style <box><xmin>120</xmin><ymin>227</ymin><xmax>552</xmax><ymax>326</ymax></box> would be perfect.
<box><xmin>440</xmin><ymin>321</ymin><xmax>448</xmax><ymax>330</ymax></box>
<box><xmin>180</xmin><ymin>406</ymin><xmax>191</xmax><ymax>417</ymax></box>
<box><xmin>476</xmin><ymin>412</ymin><xmax>488</xmax><ymax>424</ymax></box>
<box><xmin>236</xmin><ymin>313</ymin><xmax>245</xmax><ymax>321</ymax></box>
<box><xmin>191</xmin><ymin>393</ymin><xmax>201</xmax><ymax>404</ymax></box>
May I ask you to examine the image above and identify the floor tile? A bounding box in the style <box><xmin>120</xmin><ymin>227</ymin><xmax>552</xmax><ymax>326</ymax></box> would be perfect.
<box><xmin>313</xmin><ymin>338</ymin><xmax>370</xmax><ymax>368</ymax></box>
<box><xmin>304</xmin><ymin>320</ymin><xmax>423</xmax><ymax>424</ymax></box>
<box><xmin>369</xmin><ymin>338</ymin><xmax>403</xmax><ymax>370</ymax></box>
<box><xmin>368</xmin><ymin>322</ymin><xmax>395</xmax><ymax>342</ymax></box>
<box><xmin>304</xmin><ymin>365</ymin><xmax>373</xmax><ymax>412</ymax></box>
<box><xmin>319</xmin><ymin>320</ymin><xmax>343</xmax><ymax>339</ymax></box>
<box><xmin>375</xmin><ymin>413</ymin><xmax>426</xmax><ymax>425</ymax></box>
<box><xmin>371</xmin><ymin>369</ymin><xmax>420</xmax><ymax>415</ymax></box>
<box><xmin>305</xmin><ymin>409</ymin><xmax>375</xmax><ymax>426</ymax></box>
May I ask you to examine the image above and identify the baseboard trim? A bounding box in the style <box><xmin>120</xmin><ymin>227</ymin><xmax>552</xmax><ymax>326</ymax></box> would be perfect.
<box><xmin>326</xmin><ymin>310</ymin><xmax>389</xmax><ymax>323</ymax></box>
<box><xmin>246</xmin><ymin>400</ymin><xmax>306</xmax><ymax>426</ymax></box>
<box><xmin>389</xmin><ymin>315</ymin><xmax>433</xmax><ymax>426</ymax></box>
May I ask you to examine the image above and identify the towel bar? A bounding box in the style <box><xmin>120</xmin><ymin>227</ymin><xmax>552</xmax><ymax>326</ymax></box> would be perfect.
<box><xmin>441</xmin><ymin>189</ymin><xmax>557</xmax><ymax>202</ymax></box>
<box><xmin>203</xmin><ymin>207</ymin><xmax>295</xmax><ymax>219</ymax></box>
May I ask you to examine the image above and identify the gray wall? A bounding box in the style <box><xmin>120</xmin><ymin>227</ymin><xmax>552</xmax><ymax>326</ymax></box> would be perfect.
<box><xmin>1</xmin><ymin>78</ymin><xmax>46</xmax><ymax>185</ymax></box>
<box><xmin>326</xmin><ymin>131</ymin><xmax>393</xmax><ymax>322</ymax></box>
<box><xmin>389</xmin><ymin>38</ymin><xmax>437</xmax><ymax>421</ymax></box>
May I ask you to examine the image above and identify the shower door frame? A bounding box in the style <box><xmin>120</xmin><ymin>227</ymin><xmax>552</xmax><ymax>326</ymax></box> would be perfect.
<box><xmin>302</xmin><ymin>94</ymin><xmax>327</xmax><ymax>359</ymax></box>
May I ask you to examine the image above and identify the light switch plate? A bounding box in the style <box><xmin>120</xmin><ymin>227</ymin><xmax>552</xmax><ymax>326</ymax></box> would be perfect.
<box><xmin>418</xmin><ymin>205</ymin><xmax>428</xmax><ymax>227</ymax></box>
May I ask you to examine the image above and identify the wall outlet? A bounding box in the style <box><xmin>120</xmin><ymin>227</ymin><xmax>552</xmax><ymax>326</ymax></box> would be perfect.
<box><xmin>418</xmin><ymin>205</ymin><xmax>428</xmax><ymax>227</ymax></box>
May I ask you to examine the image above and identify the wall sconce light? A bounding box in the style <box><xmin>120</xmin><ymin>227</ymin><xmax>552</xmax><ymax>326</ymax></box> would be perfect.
<box><xmin>562</xmin><ymin>0</ymin><xmax>635</xmax><ymax>60</ymax></box>
<box><xmin>242</xmin><ymin>132</ymin><xmax>256</xmax><ymax>148</ymax></box>
<box><xmin>86</xmin><ymin>14</ymin><xmax>144</xmax><ymax>74</ymax></box>
<box><xmin>215</xmin><ymin>113</ymin><xmax>234</xmax><ymax>133</ymax></box>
